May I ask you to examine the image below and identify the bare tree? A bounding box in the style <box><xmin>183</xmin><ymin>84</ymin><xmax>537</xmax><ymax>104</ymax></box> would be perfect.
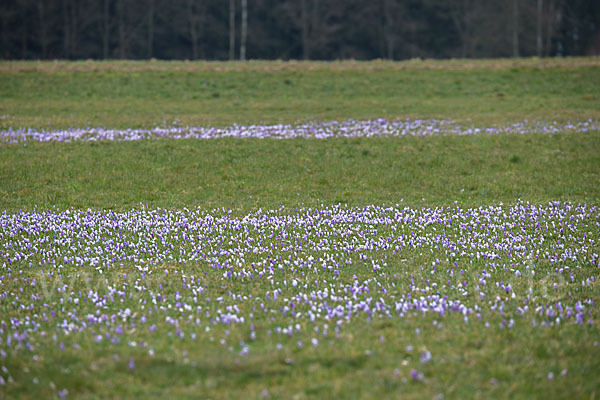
<box><xmin>310</xmin><ymin>0</ymin><xmax>320</xmax><ymax>56</ymax></box>
<box><xmin>229</xmin><ymin>0</ymin><xmax>235</xmax><ymax>60</ymax></box>
<box><xmin>61</xmin><ymin>0</ymin><xmax>88</xmax><ymax>58</ymax></box>
<box><xmin>63</xmin><ymin>0</ymin><xmax>101</xmax><ymax>58</ymax></box>
<box><xmin>0</xmin><ymin>4</ymin><xmax>7</xmax><ymax>58</ymax></box>
<box><xmin>301</xmin><ymin>0</ymin><xmax>309</xmax><ymax>59</ymax></box>
<box><xmin>187</xmin><ymin>0</ymin><xmax>207</xmax><ymax>60</ymax></box>
<box><xmin>545</xmin><ymin>0</ymin><xmax>556</xmax><ymax>56</ymax></box>
<box><xmin>0</xmin><ymin>0</ymin><xmax>596</xmax><ymax>61</ymax></box>
<box><xmin>301</xmin><ymin>0</ymin><xmax>343</xmax><ymax>60</ymax></box>
<box><xmin>62</xmin><ymin>0</ymin><xmax>70</xmax><ymax>58</ymax></box>
<box><xmin>147</xmin><ymin>0</ymin><xmax>154</xmax><ymax>58</ymax></box>
<box><xmin>117</xmin><ymin>0</ymin><xmax>125</xmax><ymax>58</ymax></box>
<box><xmin>512</xmin><ymin>0</ymin><xmax>519</xmax><ymax>57</ymax></box>
<box><xmin>70</xmin><ymin>0</ymin><xmax>78</xmax><ymax>57</ymax></box>
<box><xmin>103</xmin><ymin>0</ymin><xmax>110</xmax><ymax>58</ymax></box>
<box><xmin>447</xmin><ymin>0</ymin><xmax>475</xmax><ymax>58</ymax></box>
<box><xmin>383</xmin><ymin>0</ymin><xmax>395</xmax><ymax>59</ymax></box>
<box><xmin>188</xmin><ymin>0</ymin><xmax>199</xmax><ymax>59</ymax></box>
<box><xmin>21</xmin><ymin>3</ymin><xmax>28</xmax><ymax>59</ymax></box>
<box><xmin>381</xmin><ymin>0</ymin><xmax>409</xmax><ymax>60</ymax></box>
<box><xmin>240</xmin><ymin>0</ymin><xmax>247</xmax><ymax>61</ymax></box>
<box><xmin>38</xmin><ymin>0</ymin><xmax>48</xmax><ymax>58</ymax></box>
<box><xmin>536</xmin><ymin>0</ymin><xmax>543</xmax><ymax>56</ymax></box>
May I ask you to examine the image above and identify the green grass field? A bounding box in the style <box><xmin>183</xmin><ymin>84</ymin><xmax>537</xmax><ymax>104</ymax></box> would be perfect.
<box><xmin>1</xmin><ymin>58</ymin><xmax>599</xmax><ymax>129</ymax></box>
<box><xmin>1</xmin><ymin>133</ymin><xmax>599</xmax><ymax>213</ymax></box>
<box><xmin>0</xmin><ymin>59</ymin><xmax>599</xmax><ymax>399</ymax></box>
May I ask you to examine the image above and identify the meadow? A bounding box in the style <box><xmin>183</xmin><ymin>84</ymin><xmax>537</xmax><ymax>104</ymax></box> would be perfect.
<box><xmin>0</xmin><ymin>58</ymin><xmax>599</xmax><ymax>399</ymax></box>
<box><xmin>1</xmin><ymin>58</ymin><xmax>600</xmax><ymax>129</ymax></box>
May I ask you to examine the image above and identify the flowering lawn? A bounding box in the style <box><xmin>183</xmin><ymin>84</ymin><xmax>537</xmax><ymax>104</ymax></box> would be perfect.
<box><xmin>1</xmin><ymin>200</ymin><xmax>599</xmax><ymax>398</ymax></box>
<box><xmin>0</xmin><ymin>119</ymin><xmax>599</xmax><ymax>398</ymax></box>
<box><xmin>1</xmin><ymin>59</ymin><xmax>600</xmax><ymax>398</ymax></box>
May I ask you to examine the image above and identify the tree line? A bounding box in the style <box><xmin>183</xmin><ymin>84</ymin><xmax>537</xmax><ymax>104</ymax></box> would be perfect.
<box><xmin>1</xmin><ymin>0</ymin><xmax>598</xmax><ymax>60</ymax></box>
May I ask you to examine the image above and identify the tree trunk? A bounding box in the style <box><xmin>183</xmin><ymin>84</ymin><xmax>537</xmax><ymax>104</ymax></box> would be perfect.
<box><xmin>512</xmin><ymin>0</ymin><xmax>519</xmax><ymax>57</ymax></box>
<box><xmin>63</xmin><ymin>0</ymin><xmax>70</xmax><ymax>58</ymax></box>
<box><xmin>188</xmin><ymin>0</ymin><xmax>198</xmax><ymax>60</ymax></box>
<box><xmin>461</xmin><ymin>13</ymin><xmax>468</xmax><ymax>58</ymax></box>
<box><xmin>449</xmin><ymin>0</ymin><xmax>469</xmax><ymax>58</ymax></box>
<box><xmin>311</xmin><ymin>0</ymin><xmax>319</xmax><ymax>58</ymax></box>
<box><xmin>377</xmin><ymin>0</ymin><xmax>385</xmax><ymax>58</ymax></box>
<box><xmin>545</xmin><ymin>0</ymin><xmax>554</xmax><ymax>56</ymax></box>
<box><xmin>384</xmin><ymin>0</ymin><xmax>394</xmax><ymax>59</ymax></box>
<box><xmin>301</xmin><ymin>0</ymin><xmax>309</xmax><ymax>60</ymax></box>
<box><xmin>536</xmin><ymin>0</ymin><xmax>543</xmax><ymax>57</ymax></box>
<box><xmin>229</xmin><ymin>0</ymin><xmax>235</xmax><ymax>60</ymax></box>
<box><xmin>0</xmin><ymin>8</ymin><xmax>6</xmax><ymax>58</ymax></box>
<box><xmin>103</xmin><ymin>0</ymin><xmax>109</xmax><ymax>59</ymax></box>
<box><xmin>199</xmin><ymin>2</ymin><xmax>207</xmax><ymax>59</ymax></box>
<box><xmin>147</xmin><ymin>0</ymin><xmax>154</xmax><ymax>58</ymax></box>
<box><xmin>410</xmin><ymin>22</ymin><xmax>417</xmax><ymax>58</ymax></box>
<box><xmin>117</xmin><ymin>0</ymin><xmax>125</xmax><ymax>59</ymax></box>
<box><xmin>38</xmin><ymin>0</ymin><xmax>47</xmax><ymax>58</ymax></box>
<box><xmin>21</xmin><ymin>20</ymin><xmax>27</xmax><ymax>59</ymax></box>
<box><xmin>240</xmin><ymin>0</ymin><xmax>247</xmax><ymax>61</ymax></box>
<box><xmin>69</xmin><ymin>0</ymin><xmax>78</xmax><ymax>58</ymax></box>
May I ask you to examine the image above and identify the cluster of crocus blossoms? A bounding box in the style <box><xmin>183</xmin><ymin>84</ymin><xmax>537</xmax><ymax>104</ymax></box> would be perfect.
<box><xmin>0</xmin><ymin>201</ymin><xmax>598</xmax><ymax>364</ymax></box>
<box><xmin>1</xmin><ymin>117</ymin><xmax>599</xmax><ymax>394</ymax></box>
<box><xmin>0</xmin><ymin>118</ymin><xmax>598</xmax><ymax>143</ymax></box>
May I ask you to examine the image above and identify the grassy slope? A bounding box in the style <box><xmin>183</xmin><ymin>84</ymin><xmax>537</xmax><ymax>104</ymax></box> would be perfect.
<box><xmin>1</xmin><ymin>58</ymin><xmax>599</xmax><ymax>129</ymax></box>
<box><xmin>0</xmin><ymin>60</ymin><xmax>600</xmax><ymax>400</ymax></box>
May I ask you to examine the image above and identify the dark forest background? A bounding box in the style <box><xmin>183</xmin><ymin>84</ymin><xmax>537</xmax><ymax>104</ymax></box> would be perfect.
<box><xmin>2</xmin><ymin>0</ymin><xmax>599</xmax><ymax>61</ymax></box>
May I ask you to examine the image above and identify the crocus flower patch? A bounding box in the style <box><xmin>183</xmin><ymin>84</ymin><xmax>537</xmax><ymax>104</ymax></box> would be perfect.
<box><xmin>1</xmin><ymin>119</ymin><xmax>598</xmax><ymax>143</ymax></box>
<box><xmin>0</xmin><ymin>118</ymin><xmax>598</xmax><ymax>397</ymax></box>
<box><xmin>0</xmin><ymin>201</ymin><xmax>597</xmax><ymax>363</ymax></box>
